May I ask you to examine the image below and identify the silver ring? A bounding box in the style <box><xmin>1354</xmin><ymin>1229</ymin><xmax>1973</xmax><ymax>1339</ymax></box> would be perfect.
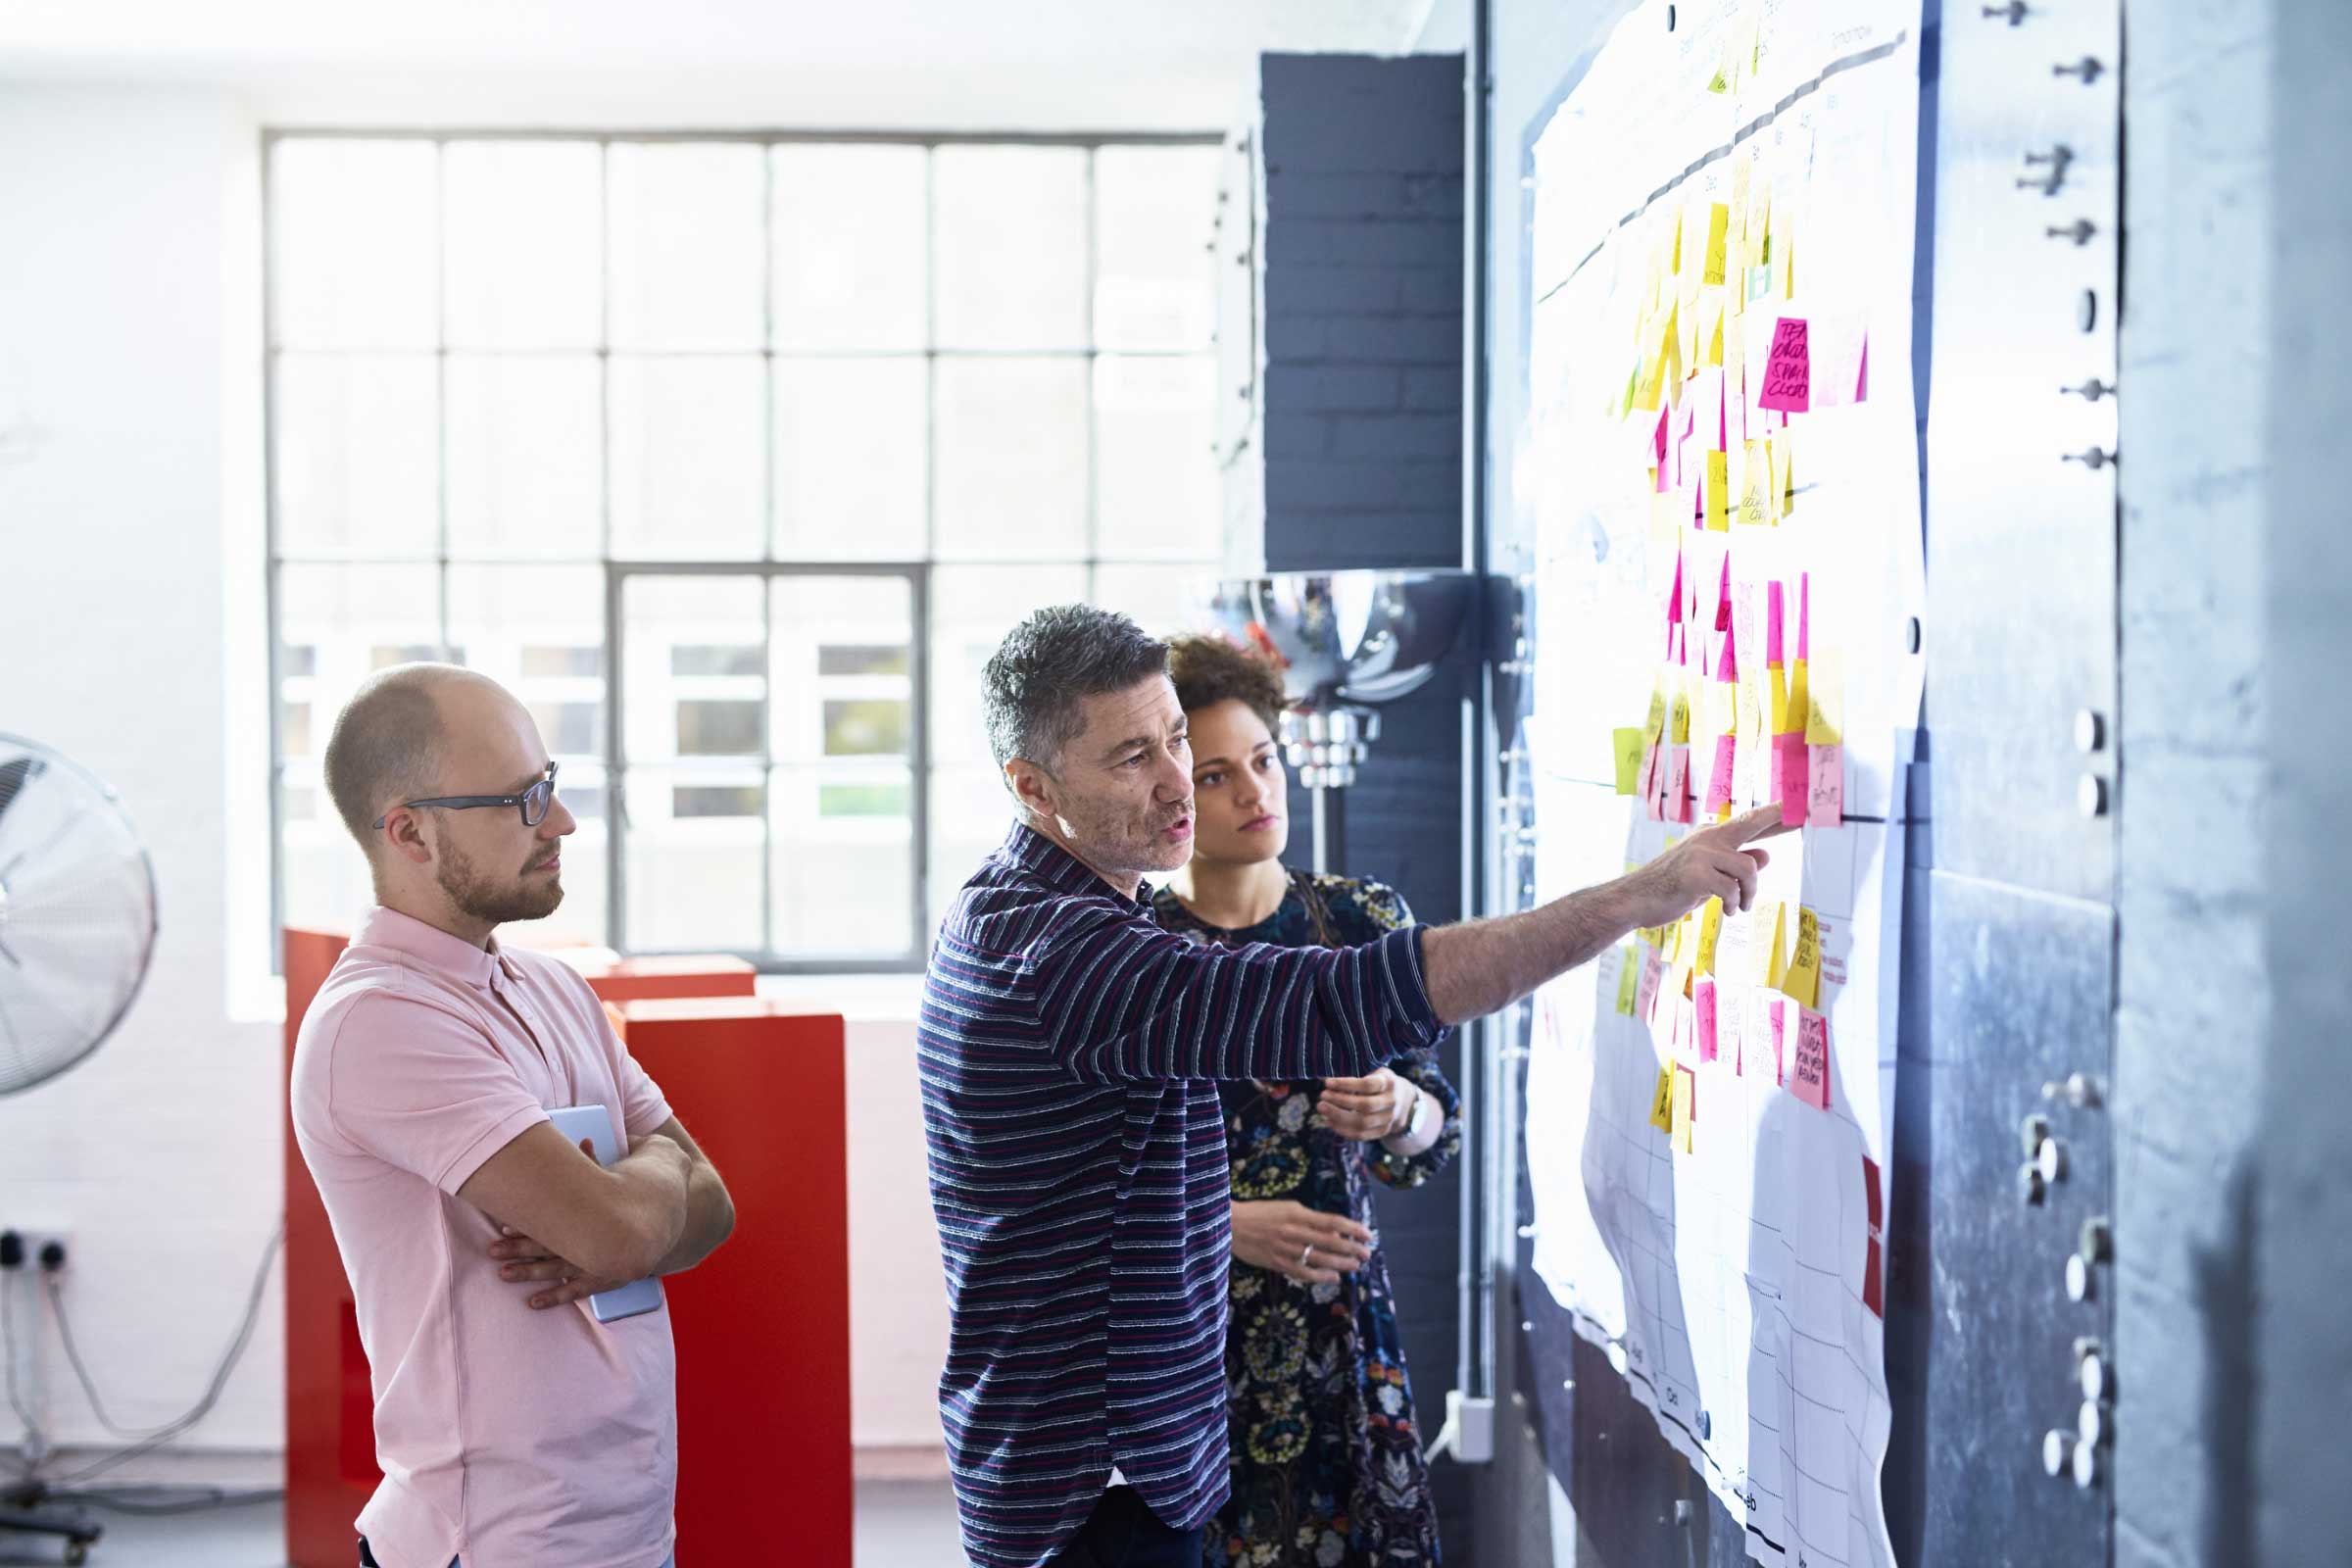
<box><xmin>1299</xmin><ymin>1244</ymin><xmax>1314</xmax><ymax>1267</ymax></box>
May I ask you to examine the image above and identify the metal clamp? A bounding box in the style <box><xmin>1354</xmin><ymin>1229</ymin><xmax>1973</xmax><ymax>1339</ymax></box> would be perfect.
<box><xmin>2052</xmin><ymin>56</ymin><xmax>2106</xmax><ymax>83</ymax></box>
<box><xmin>2045</xmin><ymin>218</ymin><xmax>2098</xmax><ymax>246</ymax></box>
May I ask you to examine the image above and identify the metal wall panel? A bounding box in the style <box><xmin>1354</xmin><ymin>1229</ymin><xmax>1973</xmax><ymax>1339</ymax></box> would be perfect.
<box><xmin>1925</xmin><ymin>0</ymin><xmax>2122</xmax><ymax>902</ymax></box>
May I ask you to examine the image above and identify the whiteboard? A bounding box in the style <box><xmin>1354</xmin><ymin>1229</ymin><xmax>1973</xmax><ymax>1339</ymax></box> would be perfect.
<box><xmin>1514</xmin><ymin>3</ymin><xmax>1925</xmax><ymax>1565</ymax></box>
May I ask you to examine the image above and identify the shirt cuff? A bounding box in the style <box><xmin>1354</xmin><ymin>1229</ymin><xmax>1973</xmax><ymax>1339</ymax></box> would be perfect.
<box><xmin>1381</xmin><ymin>1080</ymin><xmax>1445</xmax><ymax>1157</ymax></box>
<box><xmin>1383</xmin><ymin>924</ymin><xmax>1445</xmax><ymax>1046</ymax></box>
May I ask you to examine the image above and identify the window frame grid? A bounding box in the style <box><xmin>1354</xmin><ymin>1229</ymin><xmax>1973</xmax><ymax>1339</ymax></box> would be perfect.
<box><xmin>264</xmin><ymin>127</ymin><xmax>1222</xmax><ymax>974</ymax></box>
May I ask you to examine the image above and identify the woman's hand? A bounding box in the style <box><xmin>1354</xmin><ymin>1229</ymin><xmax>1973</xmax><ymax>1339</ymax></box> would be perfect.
<box><xmin>1230</xmin><ymin>1200</ymin><xmax>1374</xmax><ymax>1286</ymax></box>
<box><xmin>1316</xmin><ymin>1069</ymin><xmax>1414</xmax><ymax>1141</ymax></box>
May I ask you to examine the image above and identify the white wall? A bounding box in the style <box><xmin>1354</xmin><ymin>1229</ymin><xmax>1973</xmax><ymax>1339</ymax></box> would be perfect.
<box><xmin>0</xmin><ymin>83</ymin><xmax>282</xmax><ymax>1456</ymax></box>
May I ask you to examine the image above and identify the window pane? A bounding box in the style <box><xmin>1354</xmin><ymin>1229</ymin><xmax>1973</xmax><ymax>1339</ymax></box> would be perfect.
<box><xmin>771</xmin><ymin>575</ymin><xmax>913</xmax><ymax>765</ymax></box>
<box><xmin>442</xmin><ymin>141</ymin><xmax>602</xmax><ymax>350</ymax></box>
<box><xmin>620</xmin><ymin>575</ymin><xmax>766</xmax><ymax>763</ymax></box>
<box><xmin>1095</xmin><ymin>145</ymin><xmax>1219</xmax><ymax>351</ymax></box>
<box><xmin>271</xmin><ymin>139</ymin><xmax>437</xmax><ymax>350</ymax></box>
<box><xmin>677</xmin><ymin>700</ymin><xmax>764</xmax><ymax>757</ymax></box>
<box><xmin>771</xmin><ymin>145</ymin><xmax>926</xmax><ymax>351</ymax></box>
<box><xmin>934</xmin><ymin>358</ymin><xmax>1087</xmax><ymax>560</ymax></box>
<box><xmin>929</xmin><ymin>564</ymin><xmax>1087</xmax><ymax>763</ymax></box>
<box><xmin>447</xmin><ymin>564</ymin><xmax>607</xmax><ymax>757</ymax></box>
<box><xmin>773</xmin><ymin>358</ymin><xmax>926</xmax><ymax>560</ymax></box>
<box><xmin>1094</xmin><ymin>563</ymin><xmax>1215</xmax><ymax>641</ymax></box>
<box><xmin>934</xmin><ymin>147</ymin><xmax>1088</xmax><ymax>350</ymax></box>
<box><xmin>818</xmin><ymin>645</ymin><xmax>909</xmax><ymax>677</ymax></box>
<box><xmin>608</xmin><ymin>143</ymin><xmax>764</xmax><ymax>351</ymax></box>
<box><xmin>928</xmin><ymin>761</ymin><xmax>1016</xmax><ymax>934</ymax></box>
<box><xmin>822</xmin><ymin>699</ymin><xmax>909</xmax><ymax>757</ymax></box>
<box><xmin>622</xmin><ymin>765</ymin><xmax>763</xmax><ymax>951</ymax></box>
<box><xmin>275</xmin><ymin>354</ymin><xmax>439</xmax><ymax>556</ymax></box>
<box><xmin>610</xmin><ymin>357</ymin><xmax>765</xmax><ymax>559</ymax></box>
<box><xmin>1094</xmin><ymin>356</ymin><xmax>1219</xmax><ymax>560</ymax></box>
<box><xmin>671</xmin><ymin>645</ymin><xmax>763</xmax><ymax>677</ymax></box>
<box><xmin>771</xmin><ymin>765</ymin><xmax>913</xmax><ymax>956</ymax></box>
<box><xmin>445</xmin><ymin>355</ymin><xmax>602</xmax><ymax>557</ymax></box>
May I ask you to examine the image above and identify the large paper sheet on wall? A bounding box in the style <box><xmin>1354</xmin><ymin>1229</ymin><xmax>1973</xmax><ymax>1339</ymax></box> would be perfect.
<box><xmin>1515</xmin><ymin>4</ymin><xmax>1924</xmax><ymax>1566</ymax></box>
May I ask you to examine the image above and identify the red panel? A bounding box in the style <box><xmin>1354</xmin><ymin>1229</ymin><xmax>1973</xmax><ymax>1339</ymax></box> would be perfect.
<box><xmin>282</xmin><ymin>926</ymin><xmax>369</xmax><ymax>1568</ymax></box>
<box><xmin>618</xmin><ymin>1001</ymin><xmax>854</xmax><ymax>1567</ymax></box>
<box><xmin>574</xmin><ymin>954</ymin><xmax>759</xmax><ymax>1004</ymax></box>
<box><xmin>284</xmin><ymin>930</ymin><xmax>826</xmax><ymax>1564</ymax></box>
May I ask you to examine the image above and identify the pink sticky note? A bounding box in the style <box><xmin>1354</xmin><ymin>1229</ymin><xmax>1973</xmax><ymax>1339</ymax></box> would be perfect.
<box><xmin>1775</xmin><ymin>733</ymin><xmax>1809</xmax><ymax>825</ymax></box>
<box><xmin>1854</xmin><ymin>335</ymin><xmax>1869</xmax><ymax>403</ymax></box>
<box><xmin>1637</xmin><ymin>738</ymin><xmax>1662</xmax><ymax>802</ymax></box>
<box><xmin>1797</xmin><ymin>571</ymin><xmax>1811</xmax><ymax>662</ymax></box>
<box><xmin>1807</xmin><ymin>742</ymin><xmax>1844</xmax><ymax>827</ymax></box>
<box><xmin>1704</xmin><ymin>733</ymin><xmax>1738</xmax><ymax>814</ymax></box>
<box><xmin>1694</xmin><ymin>977</ymin><xmax>1720</xmax><ymax>1063</ymax></box>
<box><xmin>1638</xmin><ymin>948</ymin><xmax>1664</xmax><ymax>1022</ymax></box>
<box><xmin>1665</xmin><ymin>550</ymin><xmax>1685</xmax><ymax>631</ymax></box>
<box><xmin>1723</xmin><ymin>989</ymin><xmax>1744</xmax><ymax>1074</ymax></box>
<box><xmin>1714</xmin><ymin>619</ymin><xmax>1739</xmax><ymax>683</ymax></box>
<box><xmin>1714</xmin><ymin>556</ymin><xmax>1734</xmax><ymax>631</ymax></box>
<box><xmin>1766</xmin><ymin>580</ymin><xmax>1786</xmax><ymax>665</ymax></box>
<box><xmin>1666</xmin><ymin>746</ymin><xmax>1694</xmax><ymax>824</ymax></box>
<box><xmin>1646</xmin><ymin>741</ymin><xmax>1670</xmax><ymax>821</ymax></box>
<box><xmin>1767</xmin><ymin>999</ymin><xmax>1788</xmax><ymax>1084</ymax></box>
<box><xmin>1790</xmin><ymin>1006</ymin><xmax>1832</xmax><ymax>1111</ymax></box>
<box><xmin>1758</xmin><ymin>317</ymin><xmax>1811</xmax><ymax>413</ymax></box>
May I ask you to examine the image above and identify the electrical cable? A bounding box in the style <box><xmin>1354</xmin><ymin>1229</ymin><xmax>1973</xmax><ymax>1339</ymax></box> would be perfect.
<box><xmin>2</xmin><ymin>1271</ymin><xmax>45</xmax><ymax>1478</ymax></box>
<box><xmin>32</xmin><ymin>1225</ymin><xmax>283</xmax><ymax>1489</ymax></box>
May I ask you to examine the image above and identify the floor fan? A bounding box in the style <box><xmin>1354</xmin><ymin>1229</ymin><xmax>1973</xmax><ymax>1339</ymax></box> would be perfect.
<box><xmin>0</xmin><ymin>734</ymin><xmax>162</xmax><ymax>1564</ymax></box>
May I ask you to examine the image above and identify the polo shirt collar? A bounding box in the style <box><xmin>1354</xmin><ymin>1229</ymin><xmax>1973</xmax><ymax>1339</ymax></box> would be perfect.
<box><xmin>1001</xmin><ymin>821</ymin><xmax>1155</xmax><ymax>910</ymax></box>
<box><xmin>355</xmin><ymin>906</ymin><xmax>509</xmax><ymax>990</ymax></box>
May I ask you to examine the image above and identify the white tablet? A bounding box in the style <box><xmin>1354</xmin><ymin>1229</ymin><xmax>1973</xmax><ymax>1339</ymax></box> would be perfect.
<box><xmin>544</xmin><ymin>1104</ymin><xmax>665</xmax><ymax>1324</ymax></box>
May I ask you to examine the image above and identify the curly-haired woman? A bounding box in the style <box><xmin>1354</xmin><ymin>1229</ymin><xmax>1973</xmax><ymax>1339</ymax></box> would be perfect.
<box><xmin>1153</xmin><ymin>633</ymin><xmax>1462</xmax><ymax>1568</ymax></box>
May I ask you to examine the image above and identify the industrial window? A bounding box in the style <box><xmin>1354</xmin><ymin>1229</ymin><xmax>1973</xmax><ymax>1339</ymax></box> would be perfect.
<box><xmin>268</xmin><ymin>132</ymin><xmax>1221</xmax><ymax>969</ymax></box>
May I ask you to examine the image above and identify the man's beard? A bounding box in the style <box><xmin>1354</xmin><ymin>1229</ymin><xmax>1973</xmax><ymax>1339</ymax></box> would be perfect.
<box><xmin>436</xmin><ymin>834</ymin><xmax>564</xmax><ymax>927</ymax></box>
<box><xmin>1062</xmin><ymin>796</ymin><xmax>1191</xmax><ymax>877</ymax></box>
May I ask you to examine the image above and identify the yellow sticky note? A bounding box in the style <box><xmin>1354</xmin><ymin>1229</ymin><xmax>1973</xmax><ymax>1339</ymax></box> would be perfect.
<box><xmin>1661</xmin><ymin>314</ymin><xmax>1686</xmax><ymax>406</ymax></box>
<box><xmin>1704</xmin><ymin>297</ymin><xmax>1726</xmax><ymax>367</ymax></box>
<box><xmin>1785</xmin><ymin>906</ymin><xmax>1822</xmax><ymax>1009</ymax></box>
<box><xmin>1693</xmin><ymin>897</ymin><xmax>1723</xmax><ymax>976</ymax></box>
<box><xmin>1730</xmin><ymin>159</ymin><xmax>1753</xmax><ymax>257</ymax></box>
<box><xmin>1705</xmin><ymin>451</ymin><xmax>1730</xmax><ymax>530</ymax></box>
<box><xmin>1785</xmin><ymin>658</ymin><xmax>1810</xmax><ymax>737</ymax></box>
<box><xmin>1671</xmin><ymin>1065</ymin><xmax>1695</xmax><ymax>1152</ymax></box>
<box><xmin>1613</xmin><ymin>726</ymin><xmax>1646</xmax><ymax>793</ymax></box>
<box><xmin>1643</xmin><ymin>685</ymin><xmax>1669</xmax><ymax>744</ymax></box>
<box><xmin>1739</xmin><ymin>439</ymin><xmax>1771</xmax><ymax>525</ymax></box>
<box><xmin>1805</xmin><ymin>650</ymin><xmax>1843</xmax><ymax>744</ymax></box>
<box><xmin>1670</xmin><ymin>690</ymin><xmax>1691</xmax><ymax>747</ymax></box>
<box><xmin>1779</xmin><ymin>425</ymin><xmax>1796</xmax><ymax>516</ymax></box>
<box><xmin>1759</xmin><ymin>901</ymin><xmax>1787</xmax><ymax>988</ymax></box>
<box><xmin>1665</xmin><ymin>911</ymin><xmax>1688</xmax><ymax>965</ymax></box>
<box><xmin>1701</xmin><ymin>203</ymin><xmax>1730</xmax><ymax>285</ymax></box>
<box><xmin>1649</xmin><ymin>1064</ymin><xmax>1675</xmax><ymax>1132</ymax></box>
<box><xmin>1768</xmin><ymin>662</ymin><xmax>1788</xmax><ymax>734</ymax></box>
<box><xmin>1616</xmin><ymin>946</ymin><xmax>1642</xmax><ymax>1014</ymax></box>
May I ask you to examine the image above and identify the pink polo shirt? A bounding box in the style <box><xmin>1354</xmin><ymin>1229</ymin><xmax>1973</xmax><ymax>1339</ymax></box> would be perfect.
<box><xmin>290</xmin><ymin>906</ymin><xmax>678</xmax><ymax>1568</ymax></box>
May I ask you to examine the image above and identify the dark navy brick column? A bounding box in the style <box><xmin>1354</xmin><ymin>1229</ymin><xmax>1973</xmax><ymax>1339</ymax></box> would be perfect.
<box><xmin>1251</xmin><ymin>48</ymin><xmax>1473</xmax><ymax>1561</ymax></box>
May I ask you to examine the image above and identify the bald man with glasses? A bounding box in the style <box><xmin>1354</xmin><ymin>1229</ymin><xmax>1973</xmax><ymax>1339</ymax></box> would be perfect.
<box><xmin>290</xmin><ymin>662</ymin><xmax>734</xmax><ymax>1568</ymax></box>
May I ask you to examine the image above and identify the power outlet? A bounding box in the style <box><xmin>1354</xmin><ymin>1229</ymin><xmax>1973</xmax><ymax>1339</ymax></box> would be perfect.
<box><xmin>3</xmin><ymin>1224</ymin><xmax>72</xmax><ymax>1274</ymax></box>
<box><xmin>1445</xmin><ymin>1390</ymin><xmax>1495</xmax><ymax>1464</ymax></box>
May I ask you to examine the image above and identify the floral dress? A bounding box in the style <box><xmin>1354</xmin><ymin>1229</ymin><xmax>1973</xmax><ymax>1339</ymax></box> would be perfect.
<box><xmin>1152</xmin><ymin>871</ymin><xmax>1463</xmax><ymax>1568</ymax></box>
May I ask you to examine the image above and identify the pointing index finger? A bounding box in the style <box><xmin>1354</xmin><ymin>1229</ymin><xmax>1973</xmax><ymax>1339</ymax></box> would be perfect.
<box><xmin>1717</xmin><ymin>803</ymin><xmax>1798</xmax><ymax>846</ymax></box>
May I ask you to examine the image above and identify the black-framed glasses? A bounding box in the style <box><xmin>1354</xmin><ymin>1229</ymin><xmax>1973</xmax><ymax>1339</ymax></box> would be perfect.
<box><xmin>373</xmin><ymin>762</ymin><xmax>559</xmax><ymax>831</ymax></box>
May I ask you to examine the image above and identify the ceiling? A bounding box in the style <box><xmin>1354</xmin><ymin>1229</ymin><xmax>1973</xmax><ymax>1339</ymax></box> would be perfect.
<box><xmin>0</xmin><ymin>0</ymin><xmax>1448</xmax><ymax>130</ymax></box>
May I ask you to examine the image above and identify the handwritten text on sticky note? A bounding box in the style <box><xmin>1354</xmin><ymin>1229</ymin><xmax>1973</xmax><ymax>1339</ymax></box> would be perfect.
<box><xmin>1759</xmin><ymin>317</ymin><xmax>1810</xmax><ymax>413</ymax></box>
<box><xmin>1789</xmin><ymin>1006</ymin><xmax>1832</xmax><ymax>1111</ymax></box>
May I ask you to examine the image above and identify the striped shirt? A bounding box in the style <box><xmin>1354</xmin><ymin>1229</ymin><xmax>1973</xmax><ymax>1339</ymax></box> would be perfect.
<box><xmin>918</xmin><ymin>822</ymin><xmax>1444</xmax><ymax>1568</ymax></box>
